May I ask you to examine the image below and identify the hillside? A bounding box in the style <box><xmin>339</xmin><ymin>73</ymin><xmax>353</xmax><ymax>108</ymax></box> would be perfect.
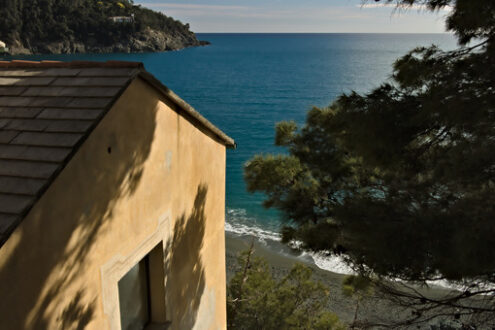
<box><xmin>0</xmin><ymin>0</ymin><xmax>207</xmax><ymax>55</ymax></box>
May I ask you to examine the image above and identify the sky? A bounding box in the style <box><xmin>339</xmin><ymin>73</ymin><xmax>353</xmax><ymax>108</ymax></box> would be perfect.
<box><xmin>136</xmin><ymin>0</ymin><xmax>452</xmax><ymax>33</ymax></box>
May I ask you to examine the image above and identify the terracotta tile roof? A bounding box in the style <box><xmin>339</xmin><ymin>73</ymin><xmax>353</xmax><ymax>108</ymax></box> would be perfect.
<box><xmin>0</xmin><ymin>60</ymin><xmax>234</xmax><ymax>247</ymax></box>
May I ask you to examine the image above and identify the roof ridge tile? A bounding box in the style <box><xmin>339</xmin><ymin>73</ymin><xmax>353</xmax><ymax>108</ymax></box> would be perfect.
<box><xmin>0</xmin><ymin>60</ymin><xmax>144</xmax><ymax>69</ymax></box>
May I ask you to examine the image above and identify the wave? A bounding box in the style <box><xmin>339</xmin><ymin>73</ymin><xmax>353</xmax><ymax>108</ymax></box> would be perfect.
<box><xmin>226</xmin><ymin>208</ymin><xmax>495</xmax><ymax>293</ymax></box>
<box><xmin>225</xmin><ymin>208</ymin><xmax>281</xmax><ymax>243</ymax></box>
<box><xmin>225</xmin><ymin>207</ymin><xmax>354</xmax><ymax>275</ymax></box>
<box><xmin>310</xmin><ymin>252</ymin><xmax>355</xmax><ymax>275</ymax></box>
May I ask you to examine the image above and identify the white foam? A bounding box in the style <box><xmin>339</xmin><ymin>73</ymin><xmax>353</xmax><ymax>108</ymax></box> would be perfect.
<box><xmin>225</xmin><ymin>208</ymin><xmax>281</xmax><ymax>243</ymax></box>
<box><xmin>225</xmin><ymin>208</ymin><xmax>491</xmax><ymax>289</ymax></box>
<box><xmin>310</xmin><ymin>252</ymin><xmax>356</xmax><ymax>275</ymax></box>
<box><xmin>225</xmin><ymin>208</ymin><xmax>355</xmax><ymax>274</ymax></box>
<box><xmin>425</xmin><ymin>278</ymin><xmax>495</xmax><ymax>292</ymax></box>
<box><xmin>225</xmin><ymin>221</ymin><xmax>281</xmax><ymax>243</ymax></box>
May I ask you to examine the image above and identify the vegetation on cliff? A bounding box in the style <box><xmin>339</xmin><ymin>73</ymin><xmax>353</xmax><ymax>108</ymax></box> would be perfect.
<box><xmin>227</xmin><ymin>247</ymin><xmax>344</xmax><ymax>330</ymax></box>
<box><xmin>0</xmin><ymin>0</ymin><xmax>204</xmax><ymax>54</ymax></box>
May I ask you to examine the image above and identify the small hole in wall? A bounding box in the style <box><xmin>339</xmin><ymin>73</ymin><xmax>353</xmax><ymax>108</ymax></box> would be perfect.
<box><xmin>107</xmin><ymin>147</ymin><xmax>112</xmax><ymax>154</ymax></box>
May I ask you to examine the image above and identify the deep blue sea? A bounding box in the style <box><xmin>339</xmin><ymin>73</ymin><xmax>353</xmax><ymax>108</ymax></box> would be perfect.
<box><xmin>6</xmin><ymin>33</ymin><xmax>457</xmax><ymax>245</ymax></box>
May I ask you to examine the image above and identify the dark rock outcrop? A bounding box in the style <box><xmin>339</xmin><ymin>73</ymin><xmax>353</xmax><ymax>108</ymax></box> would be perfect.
<box><xmin>7</xmin><ymin>28</ymin><xmax>207</xmax><ymax>55</ymax></box>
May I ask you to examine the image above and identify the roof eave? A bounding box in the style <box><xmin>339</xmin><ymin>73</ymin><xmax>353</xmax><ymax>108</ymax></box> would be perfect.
<box><xmin>136</xmin><ymin>71</ymin><xmax>236</xmax><ymax>149</ymax></box>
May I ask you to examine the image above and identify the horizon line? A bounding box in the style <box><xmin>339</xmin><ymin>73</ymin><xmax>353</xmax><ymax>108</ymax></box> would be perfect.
<box><xmin>194</xmin><ymin>32</ymin><xmax>453</xmax><ymax>34</ymax></box>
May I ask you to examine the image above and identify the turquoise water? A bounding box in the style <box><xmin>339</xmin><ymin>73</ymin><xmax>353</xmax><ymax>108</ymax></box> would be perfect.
<box><xmin>5</xmin><ymin>33</ymin><xmax>457</xmax><ymax>237</ymax></box>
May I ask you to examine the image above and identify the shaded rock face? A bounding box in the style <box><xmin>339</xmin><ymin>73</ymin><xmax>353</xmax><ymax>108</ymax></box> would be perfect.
<box><xmin>5</xmin><ymin>33</ymin><xmax>31</xmax><ymax>55</ymax></box>
<box><xmin>7</xmin><ymin>28</ymin><xmax>207</xmax><ymax>55</ymax></box>
<box><xmin>126</xmin><ymin>27</ymin><xmax>201</xmax><ymax>52</ymax></box>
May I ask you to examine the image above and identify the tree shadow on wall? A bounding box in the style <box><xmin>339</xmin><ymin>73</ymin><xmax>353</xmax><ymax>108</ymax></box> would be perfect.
<box><xmin>164</xmin><ymin>184</ymin><xmax>207</xmax><ymax>329</ymax></box>
<box><xmin>0</xmin><ymin>89</ymin><xmax>161</xmax><ymax>329</ymax></box>
<box><xmin>57</xmin><ymin>290</ymin><xmax>96</xmax><ymax>330</ymax></box>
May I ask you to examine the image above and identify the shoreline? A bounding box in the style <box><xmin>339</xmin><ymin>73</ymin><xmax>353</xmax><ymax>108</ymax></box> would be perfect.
<box><xmin>225</xmin><ymin>232</ymin><xmax>375</xmax><ymax>325</ymax></box>
<box><xmin>1</xmin><ymin>41</ymin><xmax>209</xmax><ymax>57</ymax></box>
<box><xmin>225</xmin><ymin>232</ymin><xmax>459</xmax><ymax>327</ymax></box>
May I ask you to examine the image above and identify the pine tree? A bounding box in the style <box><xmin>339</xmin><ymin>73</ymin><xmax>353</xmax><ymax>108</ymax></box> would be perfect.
<box><xmin>245</xmin><ymin>0</ymin><xmax>495</xmax><ymax>325</ymax></box>
<box><xmin>341</xmin><ymin>276</ymin><xmax>373</xmax><ymax>329</ymax></box>
<box><xmin>227</xmin><ymin>247</ymin><xmax>343</xmax><ymax>329</ymax></box>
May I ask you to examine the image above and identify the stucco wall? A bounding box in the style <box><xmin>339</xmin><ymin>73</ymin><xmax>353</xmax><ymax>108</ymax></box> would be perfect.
<box><xmin>0</xmin><ymin>77</ymin><xmax>227</xmax><ymax>330</ymax></box>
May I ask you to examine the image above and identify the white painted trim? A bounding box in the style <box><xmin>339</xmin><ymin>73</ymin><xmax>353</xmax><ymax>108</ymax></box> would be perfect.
<box><xmin>100</xmin><ymin>213</ymin><xmax>171</xmax><ymax>330</ymax></box>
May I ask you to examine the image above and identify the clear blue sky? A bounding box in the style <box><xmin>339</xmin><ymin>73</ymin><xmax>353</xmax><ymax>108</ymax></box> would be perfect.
<box><xmin>136</xmin><ymin>0</ymin><xmax>451</xmax><ymax>33</ymax></box>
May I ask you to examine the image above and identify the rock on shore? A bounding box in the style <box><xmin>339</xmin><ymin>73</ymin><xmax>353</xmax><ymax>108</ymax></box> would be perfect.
<box><xmin>7</xmin><ymin>28</ymin><xmax>209</xmax><ymax>55</ymax></box>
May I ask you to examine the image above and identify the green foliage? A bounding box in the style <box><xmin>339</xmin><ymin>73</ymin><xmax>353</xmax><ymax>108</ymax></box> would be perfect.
<box><xmin>227</xmin><ymin>249</ymin><xmax>344</xmax><ymax>329</ymax></box>
<box><xmin>342</xmin><ymin>275</ymin><xmax>373</xmax><ymax>328</ymax></box>
<box><xmin>382</xmin><ymin>0</ymin><xmax>494</xmax><ymax>45</ymax></box>
<box><xmin>244</xmin><ymin>0</ymin><xmax>495</xmax><ymax>289</ymax></box>
<box><xmin>341</xmin><ymin>275</ymin><xmax>373</xmax><ymax>298</ymax></box>
<box><xmin>275</xmin><ymin>121</ymin><xmax>298</xmax><ymax>146</ymax></box>
<box><xmin>0</xmin><ymin>0</ymin><xmax>194</xmax><ymax>51</ymax></box>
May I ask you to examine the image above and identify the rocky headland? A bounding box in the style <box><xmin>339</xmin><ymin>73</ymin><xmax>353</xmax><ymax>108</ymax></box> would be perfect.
<box><xmin>0</xmin><ymin>0</ymin><xmax>209</xmax><ymax>55</ymax></box>
<box><xmin>7</xmin><ymin>28</ymin><xmax>209</xmax><ymax>55</ymax></box>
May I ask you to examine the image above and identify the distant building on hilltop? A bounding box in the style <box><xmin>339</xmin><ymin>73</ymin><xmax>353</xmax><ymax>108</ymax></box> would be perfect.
<box><xmin>0</xmin><ymin>41</ymin><xmax>7</xmax><ymax>53</ymax></box>
<box><xmin>109</xmin><ymin>15</ymin><xmax>134</xmax><ymax>23</ymax></box>
<box><xmin>0</xmin><ymin>60</ymin><xmax>234</xmax><ymax>329</ymax></box>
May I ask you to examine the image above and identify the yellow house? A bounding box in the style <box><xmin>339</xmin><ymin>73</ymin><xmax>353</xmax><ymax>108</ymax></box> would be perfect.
<box><xmin>0</xmin><ymin>60</ymin><xmax>235</xmax><ymax>330</ymax></box>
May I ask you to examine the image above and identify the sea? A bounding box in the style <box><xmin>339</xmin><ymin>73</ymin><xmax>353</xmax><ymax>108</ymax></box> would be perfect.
<box><xmin>6</xmin><ymin>33</ymin><xmax>458</xmax><ymax>274</ymax></box>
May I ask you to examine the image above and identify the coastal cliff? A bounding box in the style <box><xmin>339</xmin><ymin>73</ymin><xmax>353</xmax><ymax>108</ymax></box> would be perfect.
<box><xmin>0</xmin><ymin>0</ymin><xmax>207</xmax><ymax>55</ymax></box>
<box><xmin>6</xmin><ymin>28</ymin><xmax>208</xmax><ymax>55</ymax></box>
